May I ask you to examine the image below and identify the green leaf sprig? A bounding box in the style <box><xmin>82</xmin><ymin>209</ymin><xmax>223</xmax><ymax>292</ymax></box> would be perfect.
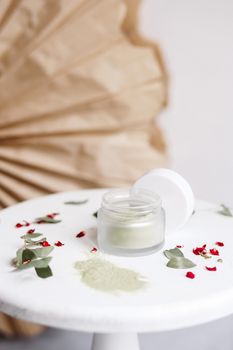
<box><xmin>13</xmin><ymin>232</ymin><xmax>53</xmax><ymax>278</ymax></box>
<box><xmin>217</xmin><ymin>204</ymin><xmax>233</xmax><ymax>217</ymax></box>
<box><xmin>64</xmin><ymin>199</ymin><xmax>88</xmax><ymax>205</ymax></box>
<box><xmin>34</xmin><ymin>214</ymin><xmax>61</xmax><ymax>224</ymax></box>
<box><xmin>163</xmin><ymin>247</ymin><xmax>196</xmax><ymax>269</ymax></box>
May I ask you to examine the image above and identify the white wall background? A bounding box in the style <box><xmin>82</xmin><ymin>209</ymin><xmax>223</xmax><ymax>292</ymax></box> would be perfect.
<box><xmin>140</xmin><ymin>0</ymin><xmax>233</xmax><ymax>206</ymax></box>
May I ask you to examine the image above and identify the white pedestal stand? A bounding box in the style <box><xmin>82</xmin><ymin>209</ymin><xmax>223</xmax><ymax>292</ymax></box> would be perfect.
<box><xmin>91</xmin><ymin>333</ymin><xmax>140</xmax><ymax>350</ymax></box>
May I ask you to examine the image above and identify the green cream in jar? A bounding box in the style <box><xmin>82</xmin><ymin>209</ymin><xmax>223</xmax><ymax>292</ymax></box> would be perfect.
<box><xmin>97</xmin><ymin>188</ymin><xmax>165</xmax><ymax>257</ymax></box>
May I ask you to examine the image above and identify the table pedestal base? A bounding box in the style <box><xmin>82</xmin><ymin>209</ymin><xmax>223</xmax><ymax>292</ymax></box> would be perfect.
<box><xmin>91</xmin><ymin>332</ymin><xmax>140</xmax><ymax>350</ymax></box>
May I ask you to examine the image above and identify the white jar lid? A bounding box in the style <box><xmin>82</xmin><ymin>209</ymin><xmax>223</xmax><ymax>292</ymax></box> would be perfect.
<box><xmin>132</xmin><ymin>168</ymin><xmax>195</xmax><ymax>233</ymax></box>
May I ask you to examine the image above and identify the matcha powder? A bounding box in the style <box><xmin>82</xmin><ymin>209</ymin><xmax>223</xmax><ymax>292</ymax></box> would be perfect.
<box><xmin>74</xmin><ymin>257</ymin><xmax>147</xmax><ymax>293</ymax></box>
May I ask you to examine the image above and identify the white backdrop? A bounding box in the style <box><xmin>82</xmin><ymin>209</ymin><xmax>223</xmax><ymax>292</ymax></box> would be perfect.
<box><xmin>138</xmin><ymin>1</ymin><xmax>233</xmax><ymax>349</ymax></box>
<box><xmin>140</xmin><ymin>0</ymin><xmax>233</xmax><ymax>207</ymax></box>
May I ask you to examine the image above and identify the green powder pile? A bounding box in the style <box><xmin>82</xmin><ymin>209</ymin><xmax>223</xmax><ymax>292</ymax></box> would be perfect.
<box><xmin>74</xmin><ymin>257</ymin><xmax>147</xmax><ymax>293</ymax></box>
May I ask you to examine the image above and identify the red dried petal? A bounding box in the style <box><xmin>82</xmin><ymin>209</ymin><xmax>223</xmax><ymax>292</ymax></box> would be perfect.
<box><xmin>192</xmin><ymin>248</ymin><xmax>199</xmax><ymax>255</ymax></box>
<box><xmin>76</xmin><ymin>231</ymin><xmax>86</xmax><ymax>238</ymax></box>
<box><xmin>27</xmin><ymin>229</ymin><xmax>35</xmax><ymax>234</ymax></box>
<box><xmin>205</xmin><ymin>266</ymin><xmax>217</xmax><ymax>271</ymax></box>
<box><xmin>91</xmin><ymin>247</ymin><xmax>97</xmax><ymax>253</ymax></box>
<box><xmin>47</xmin><ymin>214</ymin><xmax>54</xmax><ymax>219</ymax></box>
<box><xmin>15</xmin><ymin>221</ymin><xmax>30</xmax><ymax>228</ymax></box>
<box><xmin>40</xmin><ymin>241</ymin><xmax>51</xmax><ymax>247</ymax></box>
<box><xmin>186</xmin><ymin>271</ymin><xmax>195</xmax><ymax>279</ymax></box>
<box><xmin>176</xmin><ymin>245</ymin><xmax>184</xmax><ymax>248</ymax></box>
<box><xmin>46</xmin><ymin>213</ymin><xmax>59</xmax><ymax>219</ymax></box>
<box><xmin>193</xmin><ymin>244</ymin><xmax>207</xmax><ymax>255</ymax></box>
<box><xmin>55</xmin><ymin>240</ymin><xmax>64</xmax><ymax>247</ymax></box>
<box><xmin>215</xmin><ymin>242</ymin><xmax>224</xmax><ymax>247</ymax></box>
<box><xmin>209</xmin><ymin>248</ymin><xmax>219</xmax><ymax>256</ymax></box>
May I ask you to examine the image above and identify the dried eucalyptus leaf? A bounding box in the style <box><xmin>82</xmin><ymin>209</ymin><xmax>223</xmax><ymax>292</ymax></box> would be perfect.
<box><xmin>64</xmin><ymin>199</ymin><xmax>88</xmax><ymax>205</ymax></box>
<box><xmin>15</xmin><ymin>247</ymin><xmax>24</xmax><ymax>265</ymax></box>
<box><xmin>163</xmin><ymin>248</ymin><xmax>184</xmax><ymax>259</ymax></box>
<box><xmin>217</xmin><ymin>204</ymin><xmax>233</xmax><ymax>217</ymax></box>
<box><xmin>17</xmin><ymin>260</ymin><xmax>35</xmax><ymax>270</ymax></box>
<box><xmin>167</xmin><ymin>257</ymin><xmax>196</xmax><ymax>269</ymax></box>
<box><xmin>35</xmin><ymin>217</ymin><xmax>61</xmax><ymax>224</ymax></box>
<box><xmin>15</xmin><ymin>248</ymin><xmax>36</xmax><ymax>269</ymax></box>
<box><xmin>32</xmin><ymin>257</ymin><xmax>52</xmax><ymax>268</ymax></box>
<box><xmin>35</xmin><ymin>266</ymin><xmax>53</xmax><ymax>278</ymax></box>
<box><xmin>43</xmin><ymin>219</ymin><xmax>61</xmax><ymax>223</ymax></box>
<box><xmin>20</xmin><ymin>233</ymin><xmax>42</xmax><ymax>240</ymax></box>
<box><xmin>22</xmin><ymin>249</ymin><xmax>37</xmax><ymax>262</ymax></box>
<box><xmin>25</xmin><ymin>239</ymin><xmax>46</xmax><ymax>246</ymax></box>
<box><xmin>25</xmin><ymin>238</ymin><xmax>47</xmax><ymax>248</ymax></box>
<box><xmin>33</xmin><ymin>246</ymin><xmax>54</xmax><ymax>258</ymax></box>
<box><xmin>30</xmin><ymin>237</ymin><xmax>46</xmax><ymax>244</ymax></box>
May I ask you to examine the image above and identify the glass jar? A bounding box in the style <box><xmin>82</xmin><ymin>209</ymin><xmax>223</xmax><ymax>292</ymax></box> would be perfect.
<box><xmin>97</xmin><ymin>188</ymin><xmax>165</xmax><ymax>257</ymax></box>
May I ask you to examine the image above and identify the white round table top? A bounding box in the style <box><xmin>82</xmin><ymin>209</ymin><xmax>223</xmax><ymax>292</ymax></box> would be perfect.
<box><xmin>0</xmin><ymin>189</ymin><xmax>233</xmax><ymax>333</ymax></box>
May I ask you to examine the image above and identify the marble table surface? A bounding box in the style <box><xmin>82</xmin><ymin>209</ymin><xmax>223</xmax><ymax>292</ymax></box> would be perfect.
<box><xmin>0</xmin><ymin>189</ymin><xmax>233</xmax><ymax>334</ymax></box>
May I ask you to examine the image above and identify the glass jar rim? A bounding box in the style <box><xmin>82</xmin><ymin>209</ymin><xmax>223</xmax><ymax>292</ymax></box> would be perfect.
<box><xmin>101</xmin><ymin>187</ymin><xmax>161</xmax><ymax>216</ymax></box>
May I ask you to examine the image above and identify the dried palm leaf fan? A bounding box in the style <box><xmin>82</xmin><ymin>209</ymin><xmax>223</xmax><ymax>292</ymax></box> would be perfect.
<box><xmin>0</xmin><ymin>0</ymin><xmax>167</xmax><ymax>336</ymax></box>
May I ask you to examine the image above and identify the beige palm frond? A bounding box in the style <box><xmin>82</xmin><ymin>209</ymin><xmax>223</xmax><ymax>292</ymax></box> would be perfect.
<box><xmin>0</xmin><ymin>0</ymin><xmax>167</xmax><ymax>210</ymax></box>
